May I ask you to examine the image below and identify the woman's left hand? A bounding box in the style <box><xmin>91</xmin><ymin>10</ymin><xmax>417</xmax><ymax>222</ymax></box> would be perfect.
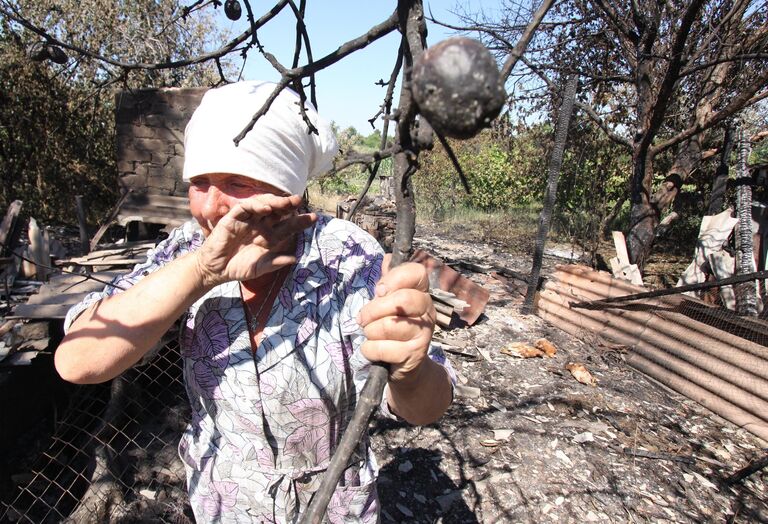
<box><xmin>357</xmin><ymin>257</ymin><xmax>435</xmax><ymax>385</ymax></box>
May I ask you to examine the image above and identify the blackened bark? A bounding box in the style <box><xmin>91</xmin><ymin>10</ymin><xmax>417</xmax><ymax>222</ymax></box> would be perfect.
<box><xmin>391</xmin><ymin>0</ymin><xmax>427</xmax><ymax>266</ymax></box>
<box><xmin>299</xmin><ymin>3</ymin><xmax>427</xmax><ymax>522</ymax></box>
<box><xmin>522</xmin><ymin>74</ymin><xmax>579</xmax><ymax>314</ymax></box>
<box><xmin>734</xmin><ymin>124</ymin><xmax>758</xmax><ymax>317</ymax></box>
<box><xmin>627</xmin><ymin>146</ymin><xmax>657</xmax><ymax>269</ymax></box>
<box><xmin>708</xmin><ymin>124</ymin><xmax>735</xmax><ymax>215</ymax></box>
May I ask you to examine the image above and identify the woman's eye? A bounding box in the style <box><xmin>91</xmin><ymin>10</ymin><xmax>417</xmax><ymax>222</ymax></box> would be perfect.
<box><xmin>229</xmin><ymin>181</ymin><xmax>255</xmax><ymax>193</ymax></box>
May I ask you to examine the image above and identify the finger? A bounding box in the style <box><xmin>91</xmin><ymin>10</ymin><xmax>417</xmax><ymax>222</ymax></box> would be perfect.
<box><xmin>228</xmin><ymin>201</ymin><xmax>272</xmax><ymax>223</ymax></box>
<box><xmin>239</xmin><ymin>194</ymin><xmax>303</xmax><ymax>217</ymax></box>
<box><xmin>362</xmin><ymin>314</ymin><xmax>432</xmax><ymax>342</ymax></box>
<box><xmin>360</xmin><ymin>339</ymin><xmax>426</xmax><ymax>367</ymax></box>
<box><xmin>374</xmin><ymin>262</ymin><xmax>429</xmax><ymax>298</ymax></box>
<box><xmin>381</xmin><ymin>253</ymin><xmax>393</xmax><ymax>277</ymax></box>
<box><xmin>270</xmin><ymin>212</ymin><xmax>317</xmax><ymax>235</ymax></box>
<box><xmin>252</xmin><ymin>213</ymin><xmax>315</xmax><ymax>250</ymax></box>
<box><xmin>358</xmin><ymin>288</ymin><xmax>434</xmax><ymax>327</ymax></box>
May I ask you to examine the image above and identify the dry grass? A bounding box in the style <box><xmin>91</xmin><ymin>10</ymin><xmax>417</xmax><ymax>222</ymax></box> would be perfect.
<box><xmin>306</xmin><ymin>185</ymin><xmax>341</xmax><ymax>215</ymax></box>
<box><xmin>418</xmin><ymin>205</ymin><xmax>542</xmax><ymax>256</ymax></box>
<box><xmin>307</xmin><ymin>189</ymin><xmax>691</xmax><ymax>287</ymax></box>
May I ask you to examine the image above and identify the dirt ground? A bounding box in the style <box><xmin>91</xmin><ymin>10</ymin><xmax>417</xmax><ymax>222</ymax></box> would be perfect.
<box><xmin>369</xmin><ymin>223</ymin><xmax>768</xmax><ymax>523</ymax></box>
<box><xmin>2</xmin><ymin>220</ymin><xmax>767</xmax><ymax>523</ymax></box>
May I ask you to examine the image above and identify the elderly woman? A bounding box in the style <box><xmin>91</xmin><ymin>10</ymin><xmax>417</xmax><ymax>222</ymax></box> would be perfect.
<box><xmin>55</xmin><ymin>81</ymin><xmax>454</xmax><ymax>523</ymax></box>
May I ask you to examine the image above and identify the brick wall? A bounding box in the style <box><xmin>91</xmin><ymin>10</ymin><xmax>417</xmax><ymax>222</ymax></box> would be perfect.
<box><xmin>115</xmin><ymin>87</ymin><xmax>207</xmax><ymax>196</ymax></box>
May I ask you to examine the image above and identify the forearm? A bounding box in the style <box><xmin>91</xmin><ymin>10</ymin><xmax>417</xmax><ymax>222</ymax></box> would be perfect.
<box><xmin>56</xmin><ymin>253</ymin><xmax>213</xmax><ymax>384</ymax></box>
<box><xmin>386</xmin><ymin>358</ymin><xmax>453</xmax><ymax>425</ymax></box>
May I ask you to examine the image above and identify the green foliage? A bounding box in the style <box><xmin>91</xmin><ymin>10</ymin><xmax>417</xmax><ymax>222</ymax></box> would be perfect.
<box><xmin>751</xmin><ymin>138</ymin><xmax>768</xmax><ymax>166</ymax></box>
<box><xmin>0</xmin><ymin>33</ymin><xmax>116</xmax><ymax>224</ymax></box>
<box><xmin>314</xmin><ymin>129</ymin><xmax>392</xmax><ymax>197</ymax></box>
<box><xmin>552</xmin><ymin>119</ymin><xmax>631</xmax><ymax>253</ymax></box>
<box><xmin>361</xmin><ymin>130</ymin><xmax>384</xmax><ymax>149</ymax></box>
<box><xmin>414</xmin><ymin>124</ymin><xmax>551</xmax><ymax>217</ymax></box>
<box><xmin>464</xmin><ymin>144</ymin><xmax>517</xmax><ymax>210</ymax></box>
<box><xmin>413</xmin><ymin>115</ymin><xmax>633</xmax><ymax>259</ymax></box>
<box><xmin>0</xmin><ymin>1</ymin><xmax>228</xmax><ymax>225</ymax></box>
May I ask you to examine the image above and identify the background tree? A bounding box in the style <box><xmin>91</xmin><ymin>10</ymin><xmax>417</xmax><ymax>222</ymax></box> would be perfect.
<box><xmin>0</xmin><ymin>0</ymin><xmax>228</xmax><ymax>223</ymax></box>
<box><xmin>457</xmin><ymin>0</ymin><xmax>768</xmax><ymax>269</ymax></box>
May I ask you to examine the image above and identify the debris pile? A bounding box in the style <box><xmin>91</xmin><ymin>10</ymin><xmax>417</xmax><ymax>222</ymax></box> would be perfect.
<box><xmin>336</xmin><ymin>196</ymin><xmax>396</xmax><ymax>251</ymax></box>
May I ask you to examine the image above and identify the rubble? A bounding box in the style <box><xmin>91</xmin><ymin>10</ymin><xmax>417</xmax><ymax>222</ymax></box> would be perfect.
<box><xmin>369</xmin><ymin>221</ymin><xmax>767</xmax><ymax>523</ymax></box>
<box><xmin>1</xmin><ymin>215</ymin><xmax>766</xmax><ymax>523</ymax></box>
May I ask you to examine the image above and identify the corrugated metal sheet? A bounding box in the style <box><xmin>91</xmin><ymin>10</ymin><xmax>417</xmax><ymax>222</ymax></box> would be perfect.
<box><xmin>536</xmin><ymin>264</ymin><xmax>768</xmax><ymax>443</ymax></box>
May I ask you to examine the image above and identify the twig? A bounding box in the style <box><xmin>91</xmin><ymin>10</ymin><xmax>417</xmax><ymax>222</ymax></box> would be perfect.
<box><xmin>286</xmin><ymin>0</ymin><xmax>317</xmax><ymax>108</ymax></box>
<box><xmin>0</xmin><ymin>0</ymin><xmax>290</xmax><ymax>71</ymax></box>
<box><xmin>0</xmin><ymin>240</ymin><xmax>126</xmax><ymax>291</ymax></box>
<box><xmin>300</xmin><ymin>3</ymin><xmax>426</xmax><ymax>522</ymax></box>
<box><xmin>620</xmin><ymin>446</ymin><xmax>695</xmax><ymax>464</ymax></box>
<box><xmin>347</xmin><ymin>166</ymin><xmax>378</xmax><ymax>220</ymax></box>
<box><xmin>499</xmin><ymin>0</ymin><xmax>557</xmax><ymax>80</ymax></box>
<box><xmin>724</xmin><ymin>452</ymin><xmax>768</xmax><ymax>485</ymax></box>
<box><xmin>291</xmin><ymin>79</ymin><xmax>320</xmax><ymax>135</ymax></box>
<box><xmin>332</xmin><ymin>145</ymin><xmax>402</xmax><ymax>172</ymax></box>
<box><xmin>435</xmin><ymin>132</ymin><xmax>471</xmax><ymax>194</ymax></box>
<box><xmin>571</xmin><ymin>270</ymin><xmax>768</xmax><ymax>309</ymax></box>
<box><xmin>368</xmin><ymin>42</ymin><xmax>405</xmax><ymax>128</ymax></box>
<box><xmin>233</xmin><ymin>79</ymin><xmax>291</xmax><ymax>145</ymax></box>
<box><xmin>347</xmin><ymin>42</ymin><xmax>407</xmax><ymax>220</ymax></box>
<box><xmin>241</xmin><ymin>0</ymin><xmax>261</xmax><ymax>51</ymax></box>
<box><xmin>233</xmin><ymin>10</ymin><xmax>400</xmax><ymax>143</ymax></box>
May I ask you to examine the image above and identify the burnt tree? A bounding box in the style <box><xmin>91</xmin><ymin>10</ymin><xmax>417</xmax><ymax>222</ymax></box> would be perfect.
<box><xmin>461</xmin><ymin>0</ymin><xmax>768</xmax><ymax>270</ymax></box>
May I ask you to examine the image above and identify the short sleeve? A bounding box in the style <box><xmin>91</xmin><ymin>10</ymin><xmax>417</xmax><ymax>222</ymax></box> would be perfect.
<box><xmin>63</xmin><ymin>222</ymin><xmax>203</xmax><ymax>334</ymax></box>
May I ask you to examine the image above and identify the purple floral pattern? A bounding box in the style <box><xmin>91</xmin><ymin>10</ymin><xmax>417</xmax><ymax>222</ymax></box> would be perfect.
<box><xmin>184</xmin><ymin>311</ymin><xmax>230</xmax><ymax>400</ymax></box>
<box><xmin>64</xmin><ymin>215</ymin><xmax>456</xmax><ymax>523</ymax></box>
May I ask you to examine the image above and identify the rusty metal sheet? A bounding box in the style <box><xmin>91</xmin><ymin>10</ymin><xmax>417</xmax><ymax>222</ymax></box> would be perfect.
<box><xmin>410</xmin><ymin>249</ymin><xmax>489</xmax><ymax>325</ymax></box>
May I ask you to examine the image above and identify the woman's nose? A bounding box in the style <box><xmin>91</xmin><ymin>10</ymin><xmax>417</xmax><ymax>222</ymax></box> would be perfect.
<box><xmin>201</xmin><ymin>185</ymin><xmax>231</xmax><ymax>219</ymax></box>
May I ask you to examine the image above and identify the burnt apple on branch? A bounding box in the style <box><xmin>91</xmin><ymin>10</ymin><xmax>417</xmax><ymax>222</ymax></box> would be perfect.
<box><xmin>412</xmin><ymin>37</ymin><xmax>505</xmax><ymax>139</ymax></box>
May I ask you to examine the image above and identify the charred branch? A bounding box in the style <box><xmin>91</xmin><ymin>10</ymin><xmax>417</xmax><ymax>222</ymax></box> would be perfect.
<box><xmin>499</xmin><ymin>0</ymin><xmax>555</xmax><ymax>81</ymax></box>
<box><xmin>0</xmin><ymin>0</ymin><xmax>290</xmax><ymax>71</ymax></box>
<box><xmin>233</xmin><ymin>10</ymin><xmax>400</xmax><ymax>142</ymax></box>
<box><xmin>522</xmin><ymin>74</ymin><xmax>579</xmax><ymax>314</ymax></box>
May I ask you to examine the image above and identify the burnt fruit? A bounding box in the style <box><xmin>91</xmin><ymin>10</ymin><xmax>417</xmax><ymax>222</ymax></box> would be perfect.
<box><xmin>412</xmin><ymin>37</ymin><xmax>505</xmax><ymax>139</ymax></box>
<box><xmin>224</xmin><ymin>0</ymin><xmax>242</xmax><ymax>21</ymax></box>
<box><xmin>47</xmin><ymin>45</ymin><xmax>68</xmax><ymax>64</ymax></box>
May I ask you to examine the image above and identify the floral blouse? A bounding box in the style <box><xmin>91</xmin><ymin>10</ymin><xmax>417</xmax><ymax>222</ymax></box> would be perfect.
<box><xmin>65</xmin><ymin>215</ymin><xmax>455</xmax><ymax>523</ymax></box>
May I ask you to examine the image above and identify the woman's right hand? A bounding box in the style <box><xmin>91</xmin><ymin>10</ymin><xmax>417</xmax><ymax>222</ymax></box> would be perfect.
<box><xmin>193</xmin><ymin>194</ymin><xmax>316</xmax><ymax>287</ymax></box>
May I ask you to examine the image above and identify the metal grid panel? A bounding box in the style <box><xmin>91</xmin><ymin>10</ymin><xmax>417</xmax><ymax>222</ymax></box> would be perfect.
<box><xmin>1</xmin><ymin>338</ymin><xmax>192</xmax><ymax>523</ymax></box>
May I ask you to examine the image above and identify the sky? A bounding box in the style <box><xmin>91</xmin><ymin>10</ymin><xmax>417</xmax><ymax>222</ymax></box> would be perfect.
<box><xmin>214</xmin><ymin>1</ymin><xmax>495</xmax><ymax>135</ymax></box>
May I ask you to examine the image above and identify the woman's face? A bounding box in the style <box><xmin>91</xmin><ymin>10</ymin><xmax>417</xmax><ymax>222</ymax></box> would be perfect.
<box><xmin>188</xmin><ymin>173</ymin><xmax>286</xmax><ymax>236</ymax></box>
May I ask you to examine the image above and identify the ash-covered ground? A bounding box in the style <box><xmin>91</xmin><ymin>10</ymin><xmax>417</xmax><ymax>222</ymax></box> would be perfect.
<box><xmin>370</xmin><ymin>224</ymin><xmax>767</xmax><ymax>523</ymax></box>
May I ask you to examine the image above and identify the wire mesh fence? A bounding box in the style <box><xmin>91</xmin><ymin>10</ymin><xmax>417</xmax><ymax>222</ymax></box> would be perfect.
<box><xmin>1</xmin><ymin>334</ymin><xmax>192</xmax><ymax>524</ymax></box>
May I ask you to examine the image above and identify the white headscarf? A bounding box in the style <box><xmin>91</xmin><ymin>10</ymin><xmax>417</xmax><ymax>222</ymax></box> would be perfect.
<box><xmin>183</xmin><ymin>81</ymin><xmax>338</xmax><ymax>195</ymax></box>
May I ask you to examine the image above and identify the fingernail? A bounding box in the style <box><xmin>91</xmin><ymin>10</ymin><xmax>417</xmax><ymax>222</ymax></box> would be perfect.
<box><xmin>375</xmin><ymin>283</ymin><xmax>387</xmax><ymax>297</ymax></box>
<box><xmin>356</xmin><ymin>312</ymin><xmax>364</xmax><ymax>326</ymax></box>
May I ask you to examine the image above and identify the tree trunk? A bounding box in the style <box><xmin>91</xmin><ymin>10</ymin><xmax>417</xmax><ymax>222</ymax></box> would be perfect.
<box><xmin>298</xmin><ymin>3</ymin><xmax>426</xmax><ymax>522</ymax></box>
<box><xmin>626</xmin><ymin>35</ymin><xmax>659</xmax><ymax>271</ymax></box>
<box><xmin>522</xmin><ymin>74</ymin><xmax>579</xmax><ymax>314</ymax></box>
<box><xmin>390</xmin><ymin>0</ymin><xmax>426</xmax><ymax>266</ymax></box>
<box><xmin>734</xmin><ymin>124</ymin><xmax>758</xmax><ymax>317</ymax></box>
<box><xmin>626</xmin><ymin>147</ymin><xmax>657</xmax><ymax>270</ymax></box>
<box><xmin>708</xmin><ymin>124</ymin><xmax>735</xmax><ymax>215</ymax></box>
